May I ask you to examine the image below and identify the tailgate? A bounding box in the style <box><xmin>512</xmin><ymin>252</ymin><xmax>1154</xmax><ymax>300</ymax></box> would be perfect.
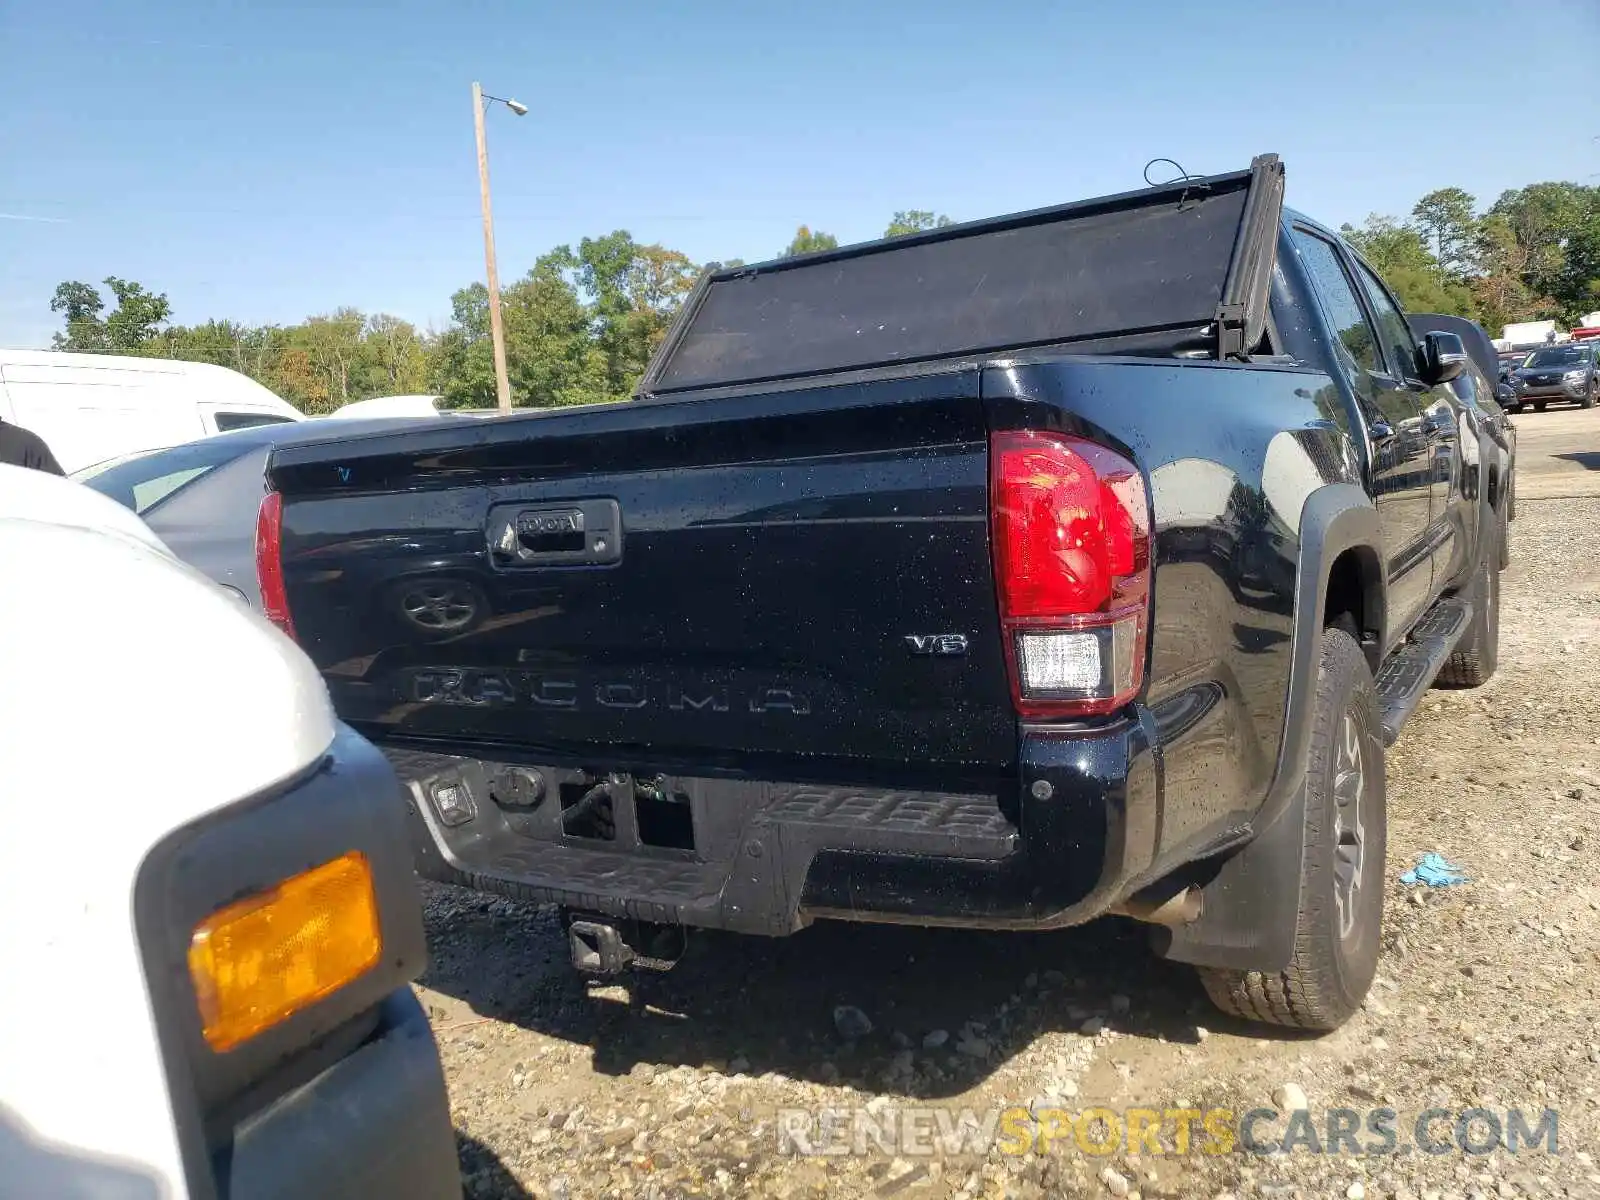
<box><xmin>270</xmin><ymin>368</ymin><xmax>1016</xmax><ymax>771</ymax></box>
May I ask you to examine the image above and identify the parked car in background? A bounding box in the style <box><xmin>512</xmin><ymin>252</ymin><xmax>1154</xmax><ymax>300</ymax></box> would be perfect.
<box><xmin>251</xmin><ymin>154</ymin><xmax>1510</xmax><ymax>1033</ymax></box>
<box><xmin>1510</xmin><ymin>342</ymin><xmax>1599</xmax><ymax>411</ymax></box>
<box><xmin>1495</xmin><ymin>352</ymin><xmax>1529</xmax><ymax>410</ymax></box>
<box><xmin>74</xmin><ymin>416</ymin><xmax>447</xmax><ymax>611</ymax></box>
<box><xmin>0</xmin><ymin>350</ymin><xmax>303</xmax><ymax>473</ymax></box>
<box><xmin>1494</xmin><ymin>372</ymin><xmax>1519</xmax><ymax>411</ymax></box>
<box><xmin>0</xmin><ymin>464</ymin><xmax>458</xmax><ymax>1199</ymax></box>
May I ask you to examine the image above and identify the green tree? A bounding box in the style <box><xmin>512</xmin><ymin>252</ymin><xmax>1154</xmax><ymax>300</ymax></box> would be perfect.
<box><xmin>49</xmin><ymin>277</ymin><xmax>170</xmax><ymax>351</ymax></box>
<box><xmin>150</xmin><ymin>319</ymin><xmax>247</xmax><ymax>370</ymax></box>
<box><xmin>361</xmin><ymin>313</ymin><xmax>428</xmax><ymax>395</ymax></box>
<box><xmin>505</xmin><ymin>250</ymin><xmax>609</xmax><ymax>407</ymax></box>
<box><xmin>264</xmin><ymin>344</ymin><xmax>319</xmax><ymax>411</ymax></box>
<box><xmin>576</xmin><ymin>233</ymin><xmax>645</xmax><ymax>400</ymax></box>
<box><xmin>782</xmin><ymin>225</ymin><xmax>838</xmax><ymax>256</ymax></box>
<box><xmin>1468</xmin><ymin>213</ymin><xmax>1540</xmax><ymax>333</ymax></box>
<box><xmin>49</xmin><ymin>281</ymin><xmax>106</xmax><ymax>349</ymax></box>
<box><xmin>1550</xmin><ymin>211</ymin><xmax>1600</xmax><ymax>322</ymax></box>
<box><xmin>884</xmin><ymin>210</ymin><xmax>955</xmax><ymax>237</ymax></box>
<box><xmin>571</xmin><ymin>232</ymin><xmax>698</xmax><ymax>400</ymax></box>
<box><xmin>1410</xmin><ymin>188</ymin><xmax>1476</xmax><ymax>276</ymax></box>
<box><xmin>429</xmin><ymin>284</ymin><xmax>496</xmax><ymax>408</ymax></box>
<box><xmin>295</xmin><ymin>308</ymin><xmax>365</xmax><ymax>412</ymax></box>
<box><xmin>430</xmin><ymin>254</ymin><xmax>617</xmax><ymax>410</ymax></box>
<box><xmin>1488</xmin><ymin>182</ymin><xmax>1600</xmax><ymax>299</ymax></box>
<box><xmin>101</xmin><ymin>277</ymin><xmax>171</xmax><ymax>349</ymax></box>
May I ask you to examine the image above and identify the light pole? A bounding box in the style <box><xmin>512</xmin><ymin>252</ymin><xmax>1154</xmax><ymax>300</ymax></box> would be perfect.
<box><xmin>471</xmin><ymin>82</ymin><xmax>527</xmax><ymax>415</ymax></box>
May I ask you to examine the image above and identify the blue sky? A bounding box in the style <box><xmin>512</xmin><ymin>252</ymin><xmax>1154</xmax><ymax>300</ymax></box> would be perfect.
<box><xmin>2</xmin><ymin>0</ymin><xmax>1595</xmax><ymax>348</ymax></box>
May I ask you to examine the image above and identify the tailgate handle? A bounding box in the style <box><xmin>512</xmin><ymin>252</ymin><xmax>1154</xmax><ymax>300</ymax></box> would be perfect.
<box><xmin>488</xmin><ymin>499</ymin><xmax>623</xmax><ymax>568</ymax></box>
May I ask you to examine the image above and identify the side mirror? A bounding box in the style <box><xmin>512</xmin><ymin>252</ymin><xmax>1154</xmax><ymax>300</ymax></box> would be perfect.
<box><xmin>1416</xmin><ymin>331</ymin><xmax>1467</xmax><ymax>385</ymax></box>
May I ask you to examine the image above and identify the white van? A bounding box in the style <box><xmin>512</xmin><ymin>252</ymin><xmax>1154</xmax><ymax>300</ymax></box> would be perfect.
<box><xmin>0</xmin><ymin>349</ymin><xmax>304</xmax><ymax>474</ymax></box>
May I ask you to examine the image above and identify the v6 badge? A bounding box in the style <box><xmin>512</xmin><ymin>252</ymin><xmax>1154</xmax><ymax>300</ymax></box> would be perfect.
<box><xmin>905</xmin><ymin>633</ymin><xmax>969</xmax><ymax>657</ymax></box>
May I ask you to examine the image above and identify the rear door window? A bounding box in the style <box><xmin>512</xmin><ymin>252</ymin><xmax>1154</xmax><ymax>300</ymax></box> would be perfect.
<box><xmin>75</xmin><ymin>438</ymin><xmax>255</xmax><ymax>514</ymax></box>
<box><xmin>1289</xmin><ymin>229</ymin><xmax>1382</xmax><ymax>376</ymax></box>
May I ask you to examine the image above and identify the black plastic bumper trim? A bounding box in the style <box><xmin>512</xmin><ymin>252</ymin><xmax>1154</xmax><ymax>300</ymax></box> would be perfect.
<box><xmin>224</xmin><ymin>990</ymin><xmax>457</xmax><ymax>1200</ymax></box>
<box><xmin>386</xmin><ymin>710</ymin><xmax>1162</xmax><ymax>934</ymax></box>
<box><xmin>800</xmin><ymin>713</ymin><xmax>1160</xmax><ymax>928</ymax></box>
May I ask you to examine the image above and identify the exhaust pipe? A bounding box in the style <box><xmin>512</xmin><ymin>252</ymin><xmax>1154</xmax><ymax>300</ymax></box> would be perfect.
<box><xmin>1111</xmin><ymin>885</ymin><xmax>1203</xmax><ymax>927</ymax></box>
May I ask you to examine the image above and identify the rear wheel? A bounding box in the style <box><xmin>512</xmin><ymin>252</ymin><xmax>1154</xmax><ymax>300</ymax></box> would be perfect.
<box><xmin>1197</xmin><ymin>627</ymin><xmax>1385</xmax><ymax>1031</ymax></box>
<box><xmin>1436</xmin><ymin>529</ymin><xmax>1500</xmax><ymax>688</ymax></box>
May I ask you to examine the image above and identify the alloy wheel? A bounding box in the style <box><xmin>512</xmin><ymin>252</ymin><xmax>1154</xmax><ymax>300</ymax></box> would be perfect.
<box><xmin>1331</xmin><ymin>711</ymin><xmax>1366</xmax><ymax>943</ymax></box>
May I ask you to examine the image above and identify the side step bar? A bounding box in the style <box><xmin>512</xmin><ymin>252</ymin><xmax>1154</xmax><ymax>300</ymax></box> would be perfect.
<box><xmin>1373</xmin><ymin>597</ymin><xmax>1473</xmax><ymax>745</ymax></box>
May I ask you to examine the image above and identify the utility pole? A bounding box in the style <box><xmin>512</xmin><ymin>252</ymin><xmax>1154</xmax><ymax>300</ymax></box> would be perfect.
<box><xmin>472</xmin><ymin>81</ymin><xmax>513</xmax><ymax>414</ymax></box>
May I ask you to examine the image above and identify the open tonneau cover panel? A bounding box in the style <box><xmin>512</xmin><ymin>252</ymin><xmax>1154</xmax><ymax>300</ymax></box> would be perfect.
<box><xmin>639</xmin><ymin>154</ymin><xmax>1285</xmax><ymax>397</ymax></box>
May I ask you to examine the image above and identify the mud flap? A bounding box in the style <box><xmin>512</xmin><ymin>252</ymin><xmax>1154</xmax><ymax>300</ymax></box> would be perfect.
<box><xmin>1146</xmin><ymin>770</ymin><xmax>1306</xmax><ymax>972</ymax></box>
<box><xmin>1145</xmin><ymin>483</ymin><xmax>1380</xmax><ymax>973</ymax></box>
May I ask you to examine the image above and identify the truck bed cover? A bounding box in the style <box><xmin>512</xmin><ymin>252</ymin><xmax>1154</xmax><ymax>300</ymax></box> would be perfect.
<box><xmin>640</xmin><ymin>154</ymin><xmax>1285</xmax><ymax>396</ymax></box>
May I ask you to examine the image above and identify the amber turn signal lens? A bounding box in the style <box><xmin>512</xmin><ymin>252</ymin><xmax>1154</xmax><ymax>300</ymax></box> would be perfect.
<box><xmin>188</xmin><ymin>851</ymin><xmax>382</xmax><ymax>1052</ymax></box>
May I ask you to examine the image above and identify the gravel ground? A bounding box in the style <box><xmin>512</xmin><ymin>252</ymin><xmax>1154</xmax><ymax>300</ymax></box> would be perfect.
<box><xmin>418</xmin><ymin>470</ymin><xmax>1600</xmax><ymax>1199</ymax></box>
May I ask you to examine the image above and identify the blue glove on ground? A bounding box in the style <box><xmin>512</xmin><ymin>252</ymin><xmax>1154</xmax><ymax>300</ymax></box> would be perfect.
<box><xmin>1399</xmin><ymin>852</ymin><xmax>1469</xmax><ymax>887</ymax></box>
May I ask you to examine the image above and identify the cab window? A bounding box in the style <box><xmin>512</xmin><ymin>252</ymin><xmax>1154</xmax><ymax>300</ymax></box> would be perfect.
<box><xmin>213</xmin><ymin>412</ymin><xmax>296</xmax><ymax>432</ymax></box>
<box><xmin>1290</xmin><ymin>228</ymin><xmax>1381</xmax><ymax>376</ymax></box>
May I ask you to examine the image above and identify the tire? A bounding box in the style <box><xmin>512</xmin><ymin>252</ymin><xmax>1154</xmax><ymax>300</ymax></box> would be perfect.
<box><xmin>1435</xmin><ymin>529</ymin><xmax>1500</xmax><ymax>687</ymax></box>
<box><xmin>1584</xmin><ymin>385</ymin><xmax>1598</xmax><ymax>410</ymax></box>
<box><xmin>1535</xmin><ymin>400</ymin><xmax>1548</xmax><ymax>412</ymax></box>
<box><xmin>1197</xmin><ymin>627</ymin><xmax>1386</xmax><ymax>1032</ymax></box>
<box><xmin>1498</xmin><ymin>503</ymin><xmax>1511</xmax><ymax>570</ymax></box>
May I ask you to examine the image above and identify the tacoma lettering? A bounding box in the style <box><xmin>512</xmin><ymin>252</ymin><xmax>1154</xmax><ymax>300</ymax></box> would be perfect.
<box><xmin>408</xmin><ymin>669</ymin><xmax>807</xmax><ymax>715</ymax></box>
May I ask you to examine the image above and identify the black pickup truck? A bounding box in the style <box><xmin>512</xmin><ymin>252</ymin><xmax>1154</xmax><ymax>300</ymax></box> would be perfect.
<box><xmin>259</xmin><ymin>155</ymin><xmax>1510</xmax><ymax>1031</ymax></box>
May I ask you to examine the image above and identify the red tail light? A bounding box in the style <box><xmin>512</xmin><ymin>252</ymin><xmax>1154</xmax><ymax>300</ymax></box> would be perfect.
<box><xmin>990</xmin><ymin>430</ymin><xmax>1150</xmax><ymax>718</ymax></box>
<box><xmin>254</xmin><ymin>491</ymin><xmax>296</xmax><ymax>640</ymax></box>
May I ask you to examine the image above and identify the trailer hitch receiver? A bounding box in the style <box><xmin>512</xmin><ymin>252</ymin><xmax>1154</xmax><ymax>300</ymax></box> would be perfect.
<box><xmin>569</xmin><ymin>920</ymin><xmax>635</xmax><ymax>974</ymax></box>
<box><xmin>566</xmin><ymin>915</ymin><xmax>686</xmax><ymax>976</ymax></box>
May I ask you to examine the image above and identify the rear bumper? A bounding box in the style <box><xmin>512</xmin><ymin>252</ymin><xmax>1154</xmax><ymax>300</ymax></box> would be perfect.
<box><xmin>384</xmin><ymin>709</ymin><xmax>1162</xmax><ymax>935</ymax></box>
<box><xmin>227</xmin><ymin>989</ymin><xmax>458</xmax><ymax>1200</ymax></box>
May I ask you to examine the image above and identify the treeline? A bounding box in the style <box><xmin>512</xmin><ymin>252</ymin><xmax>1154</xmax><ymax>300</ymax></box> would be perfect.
<box><xmin>1338</xmin><ymin>181</ymin><xmax>1600</xmax><ymax>331</ymax></box>
<box><xmin>48</xmin><ymin>232</ymin><xmax>704</xmax><ymax>414</ymax></box>
<box><xmin>47</xmin><ymin>182</ymin><xmax>1600</xmax><ymax>413</ymax></box>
